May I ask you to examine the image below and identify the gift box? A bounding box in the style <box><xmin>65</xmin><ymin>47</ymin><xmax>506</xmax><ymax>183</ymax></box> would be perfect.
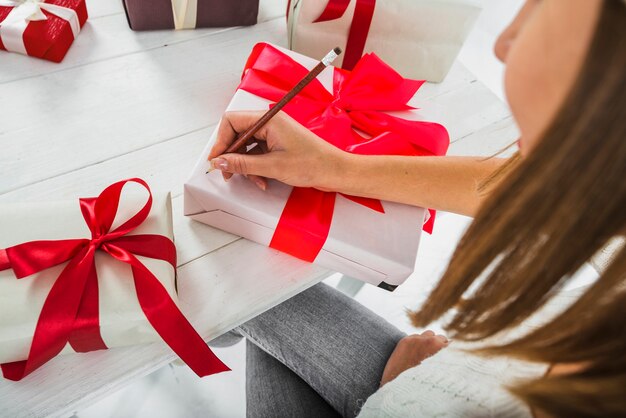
<box><xmin>287</xmin><ymin>0</ymin><xmax>483</xmax><ymax>83</ymax></box>
<box><xmin>184</xmin><ymin>43</ymin><xmax>449</xmax><ymax>289</ymax></box>
<box><xmin>122</xmin><ymin>0</ymin><xmax>259</xmax><ymax>31</ymax></box>
<box><xmin>0</xmin><ymin>0</ymin><xmax>88</xmax><ymax>62</ymax></box>
<box><xmin>0</xmin><ymin>179</ymin><xmax>227</xmax><ymax>381</ymax></box>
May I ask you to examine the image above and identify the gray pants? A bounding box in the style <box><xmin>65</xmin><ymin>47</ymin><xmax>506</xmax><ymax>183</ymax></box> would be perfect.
<box><xmin>212</xmin><ymin>283</ymin><xmax>405</xmax><ymax>418</ymax></box>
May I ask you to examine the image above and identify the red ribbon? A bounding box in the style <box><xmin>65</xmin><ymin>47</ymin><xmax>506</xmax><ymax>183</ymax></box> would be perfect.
<box><xmin>313</xmin><ymin>0</ymin><xmax>376</xmax><ymax>71</ymax></box>
<box><xmin>239</xmin><ymin>43</ymin><xmax>449</xmax><ymax>262</ymax></box>
<box><xmin>0</xmin><ymin>179</ymin><xmax>229</xmax><ymax>381</ymax></box>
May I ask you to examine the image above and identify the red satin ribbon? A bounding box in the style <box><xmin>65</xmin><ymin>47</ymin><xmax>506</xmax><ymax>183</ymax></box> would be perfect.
<box><xmin>314</xmin><ymin>0</ymin><xmax>376</xmax><ymax>71</ymax></box>
<box><xmin>0</xmin><ymin>179</ymin><xmax>229</xmax><ymax>381</ymax></box>
<box><xmin>239</xmin><ymin>43</ymin><xmax>449</xmax><ymax>262</ymax></box>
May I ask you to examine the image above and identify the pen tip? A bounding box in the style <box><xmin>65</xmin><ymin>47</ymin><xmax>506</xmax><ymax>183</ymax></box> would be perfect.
<box><xmin>333</xmin><ymin>47</ymin><xmax>342</xmax><ymax>55</ymax></box>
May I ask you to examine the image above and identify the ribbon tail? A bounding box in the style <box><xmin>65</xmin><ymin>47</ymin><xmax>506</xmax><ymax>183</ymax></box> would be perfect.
<box><xmin>133</xmin><ymin>263</ymin><xmax>229</xmax><ymax>376</ymax></box>
<box><xmin>105</xmin><ymin>245</ymin><xmax>229</xmax><ymax>376</ymax></box>
<box><xmin>1</xmin><ymin>360</ymin><xmax>28</xmax><ymax>381</ymax></box>
<box><xmin>67</xmin><ymin>258</ymin><xmax>107</xmax><ymax>353</ymax></box>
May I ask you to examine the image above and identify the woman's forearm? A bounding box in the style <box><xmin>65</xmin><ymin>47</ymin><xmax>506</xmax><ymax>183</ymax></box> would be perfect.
<box><xmin>328</xmin><ymin>155</ymin><xmax>506</xmax><ymax>217</ymax></box>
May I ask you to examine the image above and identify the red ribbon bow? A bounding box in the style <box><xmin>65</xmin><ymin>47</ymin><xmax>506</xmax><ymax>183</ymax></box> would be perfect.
<box><xmin>239</xmin><ymin>43</ymin><xmax>449</xmax><ymax>262</ymax></box>
<box><xmin>0</xmin><ymin>179</ymin><xmax>228</xmax><ymax>381</ymax></box>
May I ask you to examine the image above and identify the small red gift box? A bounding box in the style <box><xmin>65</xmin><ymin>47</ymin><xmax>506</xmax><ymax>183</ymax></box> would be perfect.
<box><xmin>0</xmin><ymin>0</ymin><xmax>88</xmax><ymax>62</ymax></box>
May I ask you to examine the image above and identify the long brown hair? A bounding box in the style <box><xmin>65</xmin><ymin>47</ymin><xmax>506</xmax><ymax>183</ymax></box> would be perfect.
<box><xmin>411</xmin><ymin>1</ymin><xmax>626</xmax><ymax>417</ymax></box>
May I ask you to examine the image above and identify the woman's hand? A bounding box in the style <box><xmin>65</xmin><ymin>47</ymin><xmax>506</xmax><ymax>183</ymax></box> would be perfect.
<box><xmin>208</xmin><ymin>111</ymin><xmax>347</xmax><ymax>191</ymax></box>
<box><xmin>208</xmin><ymin>111</ymin><xmax>506</xmax><ymax>217</ymax></box>
<box><xmin>380</xmin><ymin>331</ymin><xmax>449</xmax><ymax>387</ymax></box>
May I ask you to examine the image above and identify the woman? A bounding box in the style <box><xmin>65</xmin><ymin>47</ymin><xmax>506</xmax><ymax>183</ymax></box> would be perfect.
<box><xmin>209</xmin><ymin>0</ymin><xmax>626</xmax><ymax>417</ymax></box>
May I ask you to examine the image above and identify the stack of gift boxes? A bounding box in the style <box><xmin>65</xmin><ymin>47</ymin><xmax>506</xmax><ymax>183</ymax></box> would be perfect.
<box><xmin>0</xmin><ymin>0</ymin><xmax>481</xmax><ymax>381</ymax></box>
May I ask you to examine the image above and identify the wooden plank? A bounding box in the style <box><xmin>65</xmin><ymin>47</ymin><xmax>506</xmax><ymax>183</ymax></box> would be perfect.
<box><xmin>0</xmin><ymin>125</ymin><xmax>213</xmax><ymax>202</ymax></box>
<box><xmin>413</xmin><ymin>81</ymin><xmax>512</xmax><ymax>144</ymax></box>
<box><xmin>415</xmin><ymin>61</ymin><xmax>477</xmax><ymax>101</ymax></box>
<box><xmin>449</xmin><ymin>116</ymin><xmax>519</xmax><ymax>157</ymax></box>
<box><xmin>0</xmin><ymin>239</ymin><xmax>331</xmax><ymax>418</ymax></box>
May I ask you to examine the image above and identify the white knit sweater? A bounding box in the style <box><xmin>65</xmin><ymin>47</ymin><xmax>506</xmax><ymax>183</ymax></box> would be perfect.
<box><xmin>358</xmin><ymin>278</ymin><xmax>596</xmax><ymax>418</ymax></box>
<box><xmin>358</xmin><ymin>347</ymin><xmax>545</xmax><ymax>418</ymax></box>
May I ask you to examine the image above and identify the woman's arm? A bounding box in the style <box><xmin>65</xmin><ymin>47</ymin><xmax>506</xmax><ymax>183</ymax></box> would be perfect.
<box><xmin>331</xmin><ymin>154</ymin><xmax>505</xmax><ymax>217</ymax></box>
<box><xmin>209</xmin><ymin>111</ymin><xmax>506</xmax><ymax>217</ymax></box>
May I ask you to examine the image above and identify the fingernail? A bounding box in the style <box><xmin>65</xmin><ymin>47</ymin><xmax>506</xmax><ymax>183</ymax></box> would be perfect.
<box><xmin>254</xmin><ymin>178</ymin><xmax>266</xmax><ymax>191</ymax></box>
<box><xmin>211</xmin><ymin>158</ymin><xmax>229</xmax><ymax>171</ymax></box>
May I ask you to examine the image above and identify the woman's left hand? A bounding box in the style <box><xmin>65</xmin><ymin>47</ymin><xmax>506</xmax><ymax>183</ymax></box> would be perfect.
<box><xmin>380</xmin><ymin>331</ymin><xmax>449</xmax><ymax>387</ymax></box>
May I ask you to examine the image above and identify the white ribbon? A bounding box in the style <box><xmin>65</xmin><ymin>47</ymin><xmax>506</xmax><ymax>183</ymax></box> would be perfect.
<box><xmin>171</xmin><ymin>0</ymin><xmax>197</xmax><ymax>30</ymax></box>
<box><xmin>0</xmin><ymin>0</ymin><xmax>80</xmax><ymax>56</ymax></box>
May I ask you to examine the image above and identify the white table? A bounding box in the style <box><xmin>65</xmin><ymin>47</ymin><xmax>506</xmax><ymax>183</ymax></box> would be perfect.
<box><xmin>0</xmin><ymin>1</ymin><xmax>518</xmax><ymax>417</ymax></box>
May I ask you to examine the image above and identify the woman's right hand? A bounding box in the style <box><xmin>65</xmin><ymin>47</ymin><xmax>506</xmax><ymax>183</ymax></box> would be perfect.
<box><xmin>208</xmin><ymin>111</ymin><xmax>348</xmax><ymax>191</ymax></box>
<box><xmin>380</xmin><ymin>331</ymin><xmax>449</xmax><ymax>387</ymax></box>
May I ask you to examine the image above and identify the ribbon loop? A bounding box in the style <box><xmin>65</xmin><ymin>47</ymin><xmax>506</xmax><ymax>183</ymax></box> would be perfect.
<box><xmin>1</xmin><ymin>178</ymin><xmax>228</xmax><ymax>381</ymax></box>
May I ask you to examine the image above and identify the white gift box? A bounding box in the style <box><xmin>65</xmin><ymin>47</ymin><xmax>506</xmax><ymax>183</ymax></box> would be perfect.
<box><xmin>288</xmin><ymin>0</ymin><xmax>483</xmax><ymax>83</ymax></box>
<box><xmin>0</xmin><ymin>192</ymin><xmax>175</xmax><ymax>364</ymax></box>
<box><xmin>184</xmin><ymin>45</ymin><xmax>428</xmax><ymax>289</ymax></box>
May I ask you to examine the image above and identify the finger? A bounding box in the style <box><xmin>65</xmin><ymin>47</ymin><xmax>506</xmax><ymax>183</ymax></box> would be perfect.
<box><xmin>248</xmin><ymin>174</ymin><xmax>267</xmax><ymax>191</ymax></box>
<box><xmin>435</xmin><ymin>335</ymin><xmax>449</xmax><ymax>345</ymax></box>
<box><xmin>257</xmin><ymin>141</ymin><xmax>269</xmax><ymax>154</ymax></box>
<box><xmin>211</xmin><ymin>152</ymin><xmax>280</xmax><ymax>179</ymax></box>
<box><xmin>221</xmin><ymin>171</ymin><xmax>233</xmax><ymax>181</ymax></box>
<box><xmin>208</xmin><ymin>111</ymin><xmax>269</xmax><ymax>161</ymax></box>
<box><xmin>220</xmin><ymin>144</ymin><xmax>264</xmax><ymax>182</ymax></box>
<box><xmin>246</xmin><ymin>142</ymin><xmax>266</xmax><ymax>156</ymax></box>
<box><xmin>224</xmin><ymin>111</ymin><xmax>275</xmax><ymax>140</ymax></box>
<box><xmin>421</xmin><ymin>330</ymin><xmax>435</xmax><ymax>337</ymax></box>
<box><xmin>246</xmin><ymin>143</ymin><xmax>268</xmax><ymax>189</ymax></box>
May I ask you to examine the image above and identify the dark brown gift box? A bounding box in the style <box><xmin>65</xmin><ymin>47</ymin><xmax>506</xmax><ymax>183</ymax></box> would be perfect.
<box><xmin>122</xmin><ymin>0</ymin><xmax>260</xmax><ymax>31</ymax></box>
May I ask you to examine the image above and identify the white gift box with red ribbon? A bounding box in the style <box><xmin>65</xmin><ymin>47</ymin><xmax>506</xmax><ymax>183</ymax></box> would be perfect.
<box><xmin>184</xmin><ymin>44</ymin><xmax>451</xmax><ymax>290</ymax></box>
<box><xmin>0</xmin><ymin>192</ymin><xmax>176</xmax><ymax>365</ymax></box>
<box><xmin>288</xmin><ymin>0</ymin><xmax>483</xmax><ymax>83</ymax></box>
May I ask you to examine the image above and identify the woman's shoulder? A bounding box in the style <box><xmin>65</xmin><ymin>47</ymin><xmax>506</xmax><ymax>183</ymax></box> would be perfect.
<box><xmin>357</xmin><ymin>347</ymin><xmax>545</xmax><ymax>418</ymax></box>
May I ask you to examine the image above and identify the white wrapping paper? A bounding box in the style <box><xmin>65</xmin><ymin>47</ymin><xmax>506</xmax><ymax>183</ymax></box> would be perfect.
<box><xmin>184</xmin><ymin>45</ymin><xmax>427</xmax><ymax>288</ymax></box>
<box><xmin>0</xmin><ymin>192</ymin><xmax>175</xmax><ymax>364</ymax></box>
<box><xmin>288</xmin><ymin>0</ymin><xmax>483</xmax><ymax>83</ymax></box>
